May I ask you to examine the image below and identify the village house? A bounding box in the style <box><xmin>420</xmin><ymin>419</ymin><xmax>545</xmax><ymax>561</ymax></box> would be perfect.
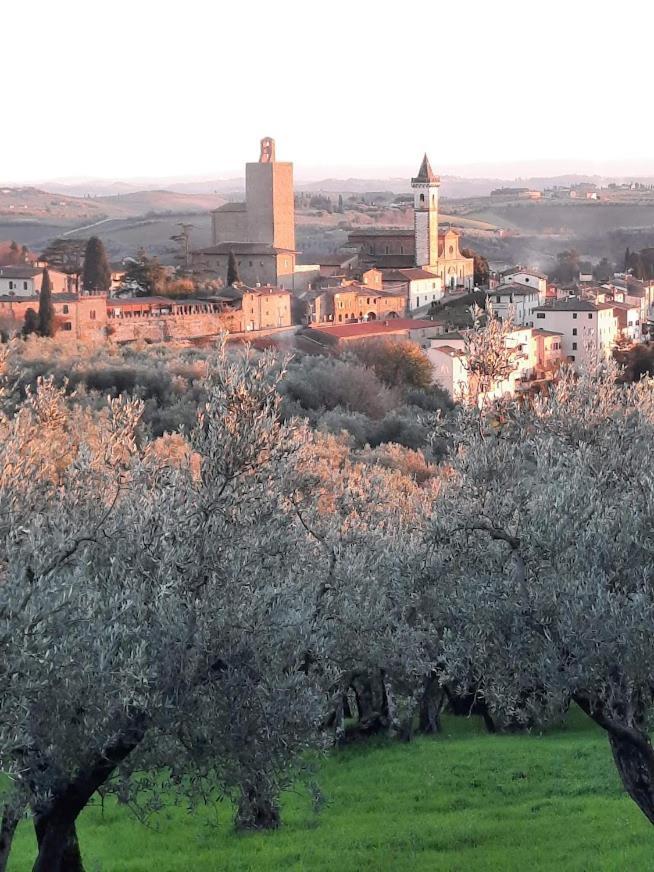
<box><xmin>382</xmin><ymin>268</ymin><xmax>444</xmax><ymax>311</ymax></box>
<box><xmin>310</xmin><ymin>283</ymin><xmax>406</xmax><ymax>324</ymax></box>
<box><xmin>498</xmin><ymin>267</ymin><xmax>548</xmax><ymax>295</ymax></box>
<box><xmin>425</xmin><ymin>325</ymin><xmax>564</xmax><ymax>402</ymax></box>
<box><xmin>487</xmin><ymin>282</ymin><xmax>545</xmax><ymax>327</ymax></box>
<box><xmin>533</xmin><ymin>299</ymin><xmax>618</xmax><ymax>367</ymax></box>
<box><xmin>0</xmin><ymin>265</ymin><xmax>74</xmax><ymax>297</ymax></box>
<box><xmin>0</xmin><ymin>292</ymin><xmax>108</xmax><ymax>342</ymax></box>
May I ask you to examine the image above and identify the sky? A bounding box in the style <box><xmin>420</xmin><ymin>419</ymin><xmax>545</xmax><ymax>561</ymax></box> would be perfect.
<box><xmin>3</xmin><ymin>0</ymin><xmax>653</xmax><ymax>184</ymax></box>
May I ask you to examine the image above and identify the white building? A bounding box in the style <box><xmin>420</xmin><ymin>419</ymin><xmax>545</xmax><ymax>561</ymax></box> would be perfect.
<box><xmin>0</xmin><ymin>266</ymin><xmax>73</xmax><ymax>297</ymax></box>
<box><xmin>425</xmin><ymin>326</ymin><xmax>553</xmax><ymax>402</ymax></box>
<box><xmin>487</xmin><ymin>283</ymin><xmax>544</xmax><ymax>327</ymax></box>
<box><xmin>533</xmin><ymin>299</ymin><xmax>618</xmax><ymax>367</ymax></box>
<box><xmin>382</xmin><ymin>267</ymin><xmax>443</xmax><ymax>311</ymax></box>
<box><xmin>499</xmin><ymin>267</ymin><xmax>548</xmax><ymax>295</ymax></box>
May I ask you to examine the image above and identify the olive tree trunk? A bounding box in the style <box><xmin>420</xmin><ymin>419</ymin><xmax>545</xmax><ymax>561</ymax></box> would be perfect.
<box><xmin>0</xmin><ymin>804</ymin><xmax>20</xmax><ymax>872</ymax></box>
<box><xmin>575</xmin><ymin>694</ymin><xmax>654</xmax><ymax>824</ymax></box>
<box><xmin>33</xmin><ymin>815</ymin><xmax>84</xmax><ymax>872</ymax></box>
<box><xmin>30</xmin><ymin>713</ymin><xmax>147</xmax><ymax>872</ymax></box>
<box><xmin>419</xmin><ymin>674</ymin><xmax>446</xmax><ymax>734</ymax></box>
<box><xmin>235</xmin><ymin>780</ymin><xmax>281</xmax><ymax>831</ymax></box>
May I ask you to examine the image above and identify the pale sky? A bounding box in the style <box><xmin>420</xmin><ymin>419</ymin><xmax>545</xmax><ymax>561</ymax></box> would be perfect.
<box><xmin>4</xmin><ymin>0</ymin><xmax>653</xmax><ymax>183</ymax></box>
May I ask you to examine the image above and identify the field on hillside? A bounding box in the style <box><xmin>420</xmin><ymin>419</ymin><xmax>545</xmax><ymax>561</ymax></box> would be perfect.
<box><xmin>463</xmin><ymin>202</ymin><xmax>654</xmax><ymax>236</ymax></box>
<box><xmin>8</xmin><ymin>712</ymin><xmax>653</xmax><ymax>871</ymax></box>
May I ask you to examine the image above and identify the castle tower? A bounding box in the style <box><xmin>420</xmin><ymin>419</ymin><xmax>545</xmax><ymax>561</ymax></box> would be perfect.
<box><xmin>411</xmin><ymin>154</ymin><xmax>440</xmax><ymax>269</ymax></box>
<box><xmin>245</xmin><ymin>137</ymin><xmax>295</xmax><ymax>253</ymax></box>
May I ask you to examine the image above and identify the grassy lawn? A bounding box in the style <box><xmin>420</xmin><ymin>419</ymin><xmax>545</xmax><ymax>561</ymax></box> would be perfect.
<box><xmin>9</xmin><ymin>711</ymin><xmax>653</xmax><ymax>871</ymax></box>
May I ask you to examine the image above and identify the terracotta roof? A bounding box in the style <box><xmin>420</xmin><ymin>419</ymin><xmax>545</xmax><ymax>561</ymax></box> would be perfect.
<box><xmin>533</xmin><ymin>328</ymin><xmax>564</xmax><ymax>337</ymax></box>
<box><xmin>534</xmin><ymin>299</ymin><xmax>597</xmax><ymax>312</ymax></box>
<box><xmin>383</xmin><ymin>268</ymin><xmax>439</xmax><ymax>282</ymax></box>
<box><xmin>411</xmin><ymin>154</ymin><xmax>440</xmax><ymax>185</ymax></box>
<box><xmin>107</xmin><ymin>296</ymin><xmax>171</xmax><ymax>307</ymax></box>
<box><xmin>432</xmin><ymin>344</ymin><xmax>463</xmax><ymax>357</ymax></box>
<box><xmin>501</xmin><ymin>266</ymin><xmax>548</xmax><ymax>280</ymax></box>
<box><xmin>0</xmin><ymin>266</ymin><xmax>42</xmax><ymax>279</ymax></box>
<box><xmin>309</xmin><ymin>317</ymin><xmax>442</xmax><ymax>340</ymax></box>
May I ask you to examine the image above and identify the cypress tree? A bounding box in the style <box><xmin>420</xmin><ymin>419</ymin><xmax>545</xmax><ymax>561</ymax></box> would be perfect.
<box><xmin>82</xmin><ymin>236</ymin><xmax>112</xmax><ymax>292</ymax></box>
<box><xmin>625</xmin><ymin>247</ymin><xmax>631</xmax><ymax>271</ymax></box>
<box><xmin>37</xmin><ymin>269</ymin><xmax>56</xmax><ymax>337</ymax></box>
<box><xmin>227</xmin><ymin>250</ymin><xmax>240</xmax><ymax>286</ymax></box>
<box><xmin>22</xmin><ymin>308</ymin><xmax>38</xmax><ymax>337</ymax></box>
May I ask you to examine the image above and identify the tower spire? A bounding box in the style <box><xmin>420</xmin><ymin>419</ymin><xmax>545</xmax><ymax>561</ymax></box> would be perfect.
<box><xmin>412</xmin><ymin>153</ymin><xmax>439</xmax><ymax>185</ymax></box>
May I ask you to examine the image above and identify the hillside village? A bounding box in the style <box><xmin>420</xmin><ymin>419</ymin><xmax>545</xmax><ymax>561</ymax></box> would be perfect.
<box><xmin>1</xmin><ymin>138</ymin><xmax>653</xmax><ymax>403</ymax></box>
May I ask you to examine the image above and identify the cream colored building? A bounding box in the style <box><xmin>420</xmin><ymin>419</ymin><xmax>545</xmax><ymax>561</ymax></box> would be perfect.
<box><xmin>533</xmin><ymin>299</ymin><xmax>618</xmax><ymax>367</ymax></box>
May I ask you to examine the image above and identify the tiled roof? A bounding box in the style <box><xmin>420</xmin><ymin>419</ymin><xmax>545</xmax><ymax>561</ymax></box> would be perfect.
<box><xmin>383</xmin><ymin>268</ymin><xmax>439</xmax><ymax>281</ymax></box>
<box><xmin>492</xmin><ymin>283</ymin><xmax>542</xmax><ymax>296</ymax></box>
<box><xmin>309</xmin><ymin>317</ymin><xmax>442</xmax><ymax>339</ymax></box>
<box><xmin>534</xmin><ymin>299</ymin><xmax>597</xmax><ymax>312</ymax></box>
<box><xmin>0</xmin><ymin>266</ymin><xmax>42</xmax><ymax>279</ymax></box>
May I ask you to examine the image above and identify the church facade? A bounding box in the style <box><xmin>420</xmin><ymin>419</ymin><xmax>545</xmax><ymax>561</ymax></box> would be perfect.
<box><xmin>193</xmin><ymin>138</ymin><xmax>297</xmax><ymax>289</ymax></box>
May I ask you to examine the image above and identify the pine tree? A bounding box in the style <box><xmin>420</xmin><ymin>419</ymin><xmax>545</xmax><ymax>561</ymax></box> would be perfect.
<box><xmin>227</xmin><ymin>250</ymin><xmax>241</xmax><ymax>286</ymax></box>
<box><xmin>82</xmin><ymin>236</ymin><xmax>111</xmax><ymax>293</ymax></box>
<box><xmin>37</xmin><ymin>269</ymin><xmax>56</xmax><ymax>337</ymax></box>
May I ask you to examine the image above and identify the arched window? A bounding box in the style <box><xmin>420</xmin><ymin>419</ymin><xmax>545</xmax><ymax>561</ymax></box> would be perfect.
<box><xmin>419</xmin><ymin>193</ymin><xmax>425</xmax><ymax>204</ymax></box>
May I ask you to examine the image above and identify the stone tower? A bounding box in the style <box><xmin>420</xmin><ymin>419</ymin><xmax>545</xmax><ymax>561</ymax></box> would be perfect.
<box><xmin>411</xmin><ymin>154</ymin><xmax>440</xmax><ymax>269</ymax></box>
<box><xmin>245</xmin><ymin>137</ymin><xmax>295</xmax><ymax>252</ymax></box>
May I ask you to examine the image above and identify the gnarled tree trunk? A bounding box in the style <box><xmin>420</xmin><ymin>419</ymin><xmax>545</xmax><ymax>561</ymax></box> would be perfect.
<box><xmin>0</xmin><ymin>804</ymin><xmax>21</xmax><ymax>872</ymax></box>
<box><xmin>575</xmin><ymin>694</ymin><xmax>654</xmax><ymax>824</ymax></box>
<box><xmin>419</xmin><ymin>674</ymin><xmax>446</xmax><ymax>734</ymax></box>
<box><xmin>236</xmin><ymin>781</ymin><xmax>280</xmax><ymax>831</ymax></box>
<box><xmin>352</xmin><ymin>671</ymin><xmax>388</xmax><ymax>736</ymax></box>
<box><xmin>33</xmin><ymin>814</ymin><xmax>84</xmax><ymax>872</ymax></box>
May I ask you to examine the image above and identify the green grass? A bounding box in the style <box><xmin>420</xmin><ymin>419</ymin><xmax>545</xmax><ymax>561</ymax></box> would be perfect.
<box><xmin>9</xmin><ymin>711</ymin><xmax>654</xmax><ymax>871</ymax></box>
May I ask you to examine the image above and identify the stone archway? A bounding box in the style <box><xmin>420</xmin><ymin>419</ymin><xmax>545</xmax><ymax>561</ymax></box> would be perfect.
<box><xmin>387</xmin><ymin>311</ymin><xmax>398</xmax><ymax>319</ymax></box>
<box><xmin>367</xmin><ymin>312</ymin><xmax>377</xmax><ymax>320</ymax></box>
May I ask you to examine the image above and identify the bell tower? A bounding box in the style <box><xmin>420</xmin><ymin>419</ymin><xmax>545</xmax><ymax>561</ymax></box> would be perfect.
<box><xmin>411</xmin><ymin>154</ymin><xmax>440</xmax><ymax>269</ymax></box>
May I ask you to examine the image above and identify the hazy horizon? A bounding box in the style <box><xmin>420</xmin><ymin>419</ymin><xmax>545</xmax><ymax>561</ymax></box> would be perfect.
<box><xmin>4</xmin><ymin>0</ymin><xmax>653</xmax><ymax>185</ymax></box>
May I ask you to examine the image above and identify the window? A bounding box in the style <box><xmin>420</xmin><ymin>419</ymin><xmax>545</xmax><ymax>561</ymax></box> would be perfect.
<box><xmin>536</xmin><ymin>312</ymin><xmax>545</xmax><ymax>319</ymax></box>
<box><xmin>572</xmin><ymin>328</ymin><xmax>577</xmax><ymax>336</ymax></box>
<box><xmin>573</xmin><ymin>313</ymin><xmax>578</xmax><ymax>319</ymax></box>
<box><xmin>23</xmin><ymin>282</ymin><xmax>28</xmax><ymax>291</ymax></box>
<box><xmin>89</xmin><ymin>310</ymin><xmax>96</xmax><ymax>320</ymax></box>
<box><xmin>8</xmin><ymin>282</ymin><xmax>13</xmax><ymax>290</ymax></box>
<box><xmin>62</xmin><ymin>304</ymin><xmax>69</xmax><ymax>314</ymax></box>
<box><xmin>524</xmin><ymin>277</ymin><xmax>530</xmax><ymax>282</ymax></box>
<box><xmin>572</xmin><ymin>342</ymin><xmax>577</xmax><ymax>350</ymax></box>
<box><xmin>588</xmin><ymin>313</ymin><xmax>593</xmax><ymax>319</ymax></box>
<box><xmin>570</xmin><ymin>354</ymin><xmax>576</xmax><ymax>361</ymax></box>
<box><xmin>61</xmin><ymin>322</ymin><xmax>72</xmax><ymax>332</ymax></box>
<box><xmin>496</xmin><ymin>296</ymin><xmax>501</xmax><ymax>303</ymax></box>
<box><xmin>419</xmin><ymin>193</ymin><xmax>425</xmax><ymax>204</ymax></box>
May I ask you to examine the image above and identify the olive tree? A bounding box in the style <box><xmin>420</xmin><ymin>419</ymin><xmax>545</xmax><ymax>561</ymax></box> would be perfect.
<box><xmin>0</xmin><ymin>346</ymin><xmax>323</xmax><ymax>871</ymax></box>
<box><xmin>429</xmin><ymin>361</ymin><xmax>654</xmax><ymax>823</ymax></box>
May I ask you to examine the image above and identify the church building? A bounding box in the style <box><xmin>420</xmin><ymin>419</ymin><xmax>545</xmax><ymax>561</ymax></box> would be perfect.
<box><xmin>349</xmin><ymin>154</ymin><xmax>475</xmax><ymax>292</ymax></box>
<box><xmin>193</xmin><ymin>138</ymin><xmax>297</xmax><ymax>289</ymax></box>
